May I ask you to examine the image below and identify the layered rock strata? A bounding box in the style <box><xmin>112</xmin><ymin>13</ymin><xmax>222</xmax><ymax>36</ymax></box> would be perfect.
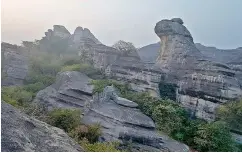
<box><xmin>154</xmin><ymin>18</ymin><xmax>242</xmax><ymax>120</ymax></box>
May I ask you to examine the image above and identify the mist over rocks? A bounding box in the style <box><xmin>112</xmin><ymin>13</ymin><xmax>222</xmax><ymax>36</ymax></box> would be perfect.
<box><xmin>72</xmin><ymin>26</ymin><xmax>102</xmax><ymax>44</ymax></box>
<box><xmin>1</xmin><ymin>42</ymin><xmax>29</xmax><ymax>86</ymax></box>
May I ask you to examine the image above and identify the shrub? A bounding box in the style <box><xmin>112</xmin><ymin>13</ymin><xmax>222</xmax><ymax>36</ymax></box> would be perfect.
<box><xmin>216</xmin><ymin>100</ymin><xmax>242</xmax><ymax>131</ymax></box>
<box><xmin>80</xmin><ymin>138</ymin><xmax>120</xmax><ymax>152</ymax></box>
<box><xmin>47</xmin><ymin>108</ymin><xmax>81</xmax><ymax>132</ymax></box>
<box><xmin>24</xmin><ymin>73</ymin><xmax>55</xmax><ymax>87</ymax></box>
<box><xmin>61</xmin><ymin>64</ymin><xmax>81</xmax><ymax>72</ymax></box>
<box><xmin>61</xmin><ymin>56</ymin><xmax>80</xmax><ymax>66</ymax></box>
<box><xmin>193</xmin><ymin>121</ymin><xmax>238</xmax><ymax>152</ymax></box>
<box><xmin>2</xmin><ymin>86</ymin><xmax>33</xmax><ymax>107</ymax></box>
<box><xmin>23</xmin><ymin>82</ymin><xmax>45</xmax><ymax>95</ymax></box>
<box><xmin>152</xmin><ymin>104</ymin><xmax>186</xmax><ymax>134</ymax></box>
<box><xmin>69</xmin><ymin>124</ymin><xmax>102</xmax><ymax>143</ymax></box>
<box><xmin>91</xmin><ymin>79</ymin><xmax>130</xmax><ymax>96</ymax></box>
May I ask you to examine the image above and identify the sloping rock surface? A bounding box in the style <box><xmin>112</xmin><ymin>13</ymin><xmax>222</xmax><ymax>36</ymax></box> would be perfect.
<box><xmin>82</xmin><ymin>86</ymin><xmax>189</xmax><ymax>151</ymax></box>
<box><xmin>34</xmin><ymin>75</ymin><xmax>189</xmax><ymax>151</ymax></box>
<box><xmin>34</xmin><ymin>71</ymin><xmax>93</xmax><ymax>110</ymax></box>
<box><xmin>1</xmin><ymin>101</ymin><xmax>83</xmax><ymax>152</ymax></box>
<box><xmin>1</xmin><ymin>42</ymin><xmax>29</xmax><ymax>86</ymax></box>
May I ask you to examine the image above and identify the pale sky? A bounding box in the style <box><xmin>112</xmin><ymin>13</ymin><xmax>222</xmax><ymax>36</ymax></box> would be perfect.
<box><xmin>1</xmin><ymin>0</ymin><xmax>242</xmax><ymax>49</ymax></box>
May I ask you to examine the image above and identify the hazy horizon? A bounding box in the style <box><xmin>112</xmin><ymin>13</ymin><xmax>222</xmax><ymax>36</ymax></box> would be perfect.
<box><xmin>1</xmin><ymin>0</ymin><xmax>242</xmax><ymax>49</ymax></box>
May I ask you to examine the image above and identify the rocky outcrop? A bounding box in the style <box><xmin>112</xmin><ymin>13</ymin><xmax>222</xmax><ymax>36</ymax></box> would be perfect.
<box><xmin>195</xmin><ymin>43</ymin><xmax>242</xmax><ymax>86</ymax></box>
<box><xmin>38</xmin><ymin>25</ymin><xmax>71</xmax><ymax>53</ymax></box>
<box><xmin>1</xmin><ymin>101</ymin><xmax>83</xmax><ymax>152</ymax></box>
<box><xmin>1</xmin><ymin>42</ymin><xmax>29</xmax><ymax>86</ymax></box>
<box><xmin>34</xmin><ymin>71</ymin><xmax>93</xmax><ymax>111</ymax></box>
<box><xmin>72</xmin><ymin>27</ymin><xmax>101</xmax><ymax>44</ymax></box>
<box><xmin>34</xmin><ymin>73</ymin><xmax>189</xmax><ymax>151</ymax></box>
<box><xmin>82</xmin><ymin>86</ymin><xmax>189</xmax><ymax>152</ymax></box>
<box><xmin>154</xmin><ymin>18</ymin><xmax>242</xmax><ymax>120</ymax></box>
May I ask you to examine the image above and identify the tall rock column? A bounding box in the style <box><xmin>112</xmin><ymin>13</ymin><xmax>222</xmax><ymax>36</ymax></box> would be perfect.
<box><xmin>154</xmin><ymin>18</ymin><xmax>242</xmax><ymax>121</ymax></box>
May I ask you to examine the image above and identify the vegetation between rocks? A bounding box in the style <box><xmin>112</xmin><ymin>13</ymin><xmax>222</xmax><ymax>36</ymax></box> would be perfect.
<box><xmin>91</xmin><ymin>79</ymin><xmax>242</xmax><ymax>152</ymax></box>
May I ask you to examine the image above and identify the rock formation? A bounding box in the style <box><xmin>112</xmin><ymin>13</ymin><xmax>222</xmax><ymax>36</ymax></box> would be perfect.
<box><xmin>72</xmin><ymin>27</ymin><xmax>101</xmax><ymax>44</ymax></box>
<box><xmin>34</xmin><ymin>73</ymin><xmax>189</xmax><ymax>151</ymax></box>
<box><xmin>34</xmin><ymin>71</ymin><xmax>93</xmax><ymax>111</ymax></box>
<box><xmin>196</xmin><ymin>43</ymin><xmax>242</xmax><ymax>86</ymax></box>
<box><xmin>1</xmin><ymin>42</ymin><xmax>29</xmax><ymax>86</ymax></box>
<box><xmin>82</xmin><ymin>86</ymin><xmax>189</xmax><ymax>152</ymax></box>
<box><xmin>154</xmin><ymin>18</ymin><xmax>242</xmax><ymax>120</ymax></box>
<box><xmin>1</xmin><ymin>101</ymin><xmax>83</xmax><ymax>152</ymax></box>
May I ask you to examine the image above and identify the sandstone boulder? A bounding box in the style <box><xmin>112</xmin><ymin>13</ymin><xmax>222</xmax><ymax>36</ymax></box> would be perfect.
<box><xmin>34</xmin><ymin>71</ymin><xmax>93</xmax><ymax>111</ymax></box>
<box><xmin>1</xmin><ymin>101</ymin><xmax>83</xmax><ymax>152</ymax></box>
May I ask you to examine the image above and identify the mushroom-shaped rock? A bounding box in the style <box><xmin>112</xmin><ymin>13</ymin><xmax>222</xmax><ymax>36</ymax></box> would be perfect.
<box><xmin>171</xmin><ymin>18</ymin><xmax>184</xmax><ymax>24</ymax></box>
<box><xmin>154</xmin><ymin>18</ymin><xmax>242</xmax><ymax>121</ymax></box>
<box><xmin>154</xmin><ymin>18</ymin><xmax>193</xmax><ymax>41</ymax></box>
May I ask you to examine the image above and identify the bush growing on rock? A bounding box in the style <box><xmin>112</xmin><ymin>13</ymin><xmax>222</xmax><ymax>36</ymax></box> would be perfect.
<box><xmin>80</xmin><ymin>138</ymin><xmax>120</xmax><ymax>152</ymax></box>
<box><xmin>47</xmin><ymin>108</ymin><xmax>81</xmax><ymax>132</ymax></box>
<box><xmin>61</xmin><ymin>56</ymin><xmax>81</xmax><ymax>66</ymax></box>
<box><xmin>91</xmin><ymin>79</ymin><xmax>241</xmax><ymax>152</ymax></box>
<box><xmin>69</xmin><ymin>124</ymin><xmax>102</xmax><ymax>143</ymax></box>
<box><xmin>61</xmin><ymin>64</ymin><xmax>81</xmax><ymax>72</ymax></box>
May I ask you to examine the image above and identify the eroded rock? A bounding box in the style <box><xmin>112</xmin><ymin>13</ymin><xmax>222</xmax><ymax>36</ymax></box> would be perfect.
<box><xmin>1</xmin><ymin>42</ymin><xmax>29</xmax><ymax>86</ymax></box>
<box><xmin>34</xmin><ymin>71</ymin><xmax>93</xmax><ymax>110</ymax></box>
<box><xmin>154</xmin><ymin>18</ymin><xmax>242</xmax><ymax>120</ymax></box>
<box><xmin>1</xmin><ymin>101</ymin><xmax>83</xmax><ymax>152</ymax></box>
<box><xmin>82</xmin><ymin>86</ymin><xmax>189</xmax><ymax>151</ymax></box>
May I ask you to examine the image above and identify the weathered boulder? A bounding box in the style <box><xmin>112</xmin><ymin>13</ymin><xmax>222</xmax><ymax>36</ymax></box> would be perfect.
<box><xmin>154</xmin><ymin>18</ymin><xmax>242</xmax><ymax>120</ymax></box>
<box><xmin>1</xmin><ymin>42</ymin><xmax>29</xmax><ymax>86</ymax></box>
<box><xmin>82</xmin><ymin>86</ymin><xmax>189</xmax><ymax>151</ymax></box>
<box><xmin>34</xmin><ymin>71</ymin><xmax>93</xmax><ymax>111</ymax></box>
<box><xmin>1</xmin><ymin>101</ymin><xmax>83</xmax><ymax>152</ymax></box>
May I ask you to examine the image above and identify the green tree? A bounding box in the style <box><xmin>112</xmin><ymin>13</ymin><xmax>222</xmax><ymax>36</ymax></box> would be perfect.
<box><xmin>194</xmin><ymin>121</ymin><xmax>238</xmax><ymax>152</ymax></box>
<box><xmin>217</xmin><ymin>100</ymin><xmax>242</xmax><ymax>132</ymax></box>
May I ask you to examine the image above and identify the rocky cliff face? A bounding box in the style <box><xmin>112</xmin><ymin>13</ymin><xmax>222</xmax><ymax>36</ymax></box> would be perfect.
<box><xmin>196</xmin><ymin>43</ymin><xmax>242</xmax><ymax>86</ymax></box>
<box><xmin>154</xmin><ymin>18</ymin><xmax>242</xmax><ymax>120</ymax></box>
<box><xmin>1</xmin><ymin>42</ymin><xmax>29</xmax><ymax>86</ymax></box>
<box><xmin>1</xmin><ymin>101</ymin><xmax>83</xmax><ymax>152</ymax></box>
